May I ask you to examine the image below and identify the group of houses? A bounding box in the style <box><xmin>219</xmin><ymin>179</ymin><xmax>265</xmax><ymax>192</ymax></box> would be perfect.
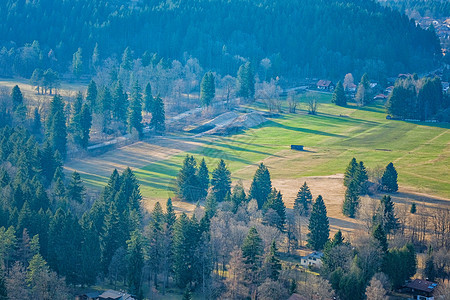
<box><xmin>77</xmin><ymin>290</ymin><xmax>135</xmax><ymax>300</ymax></box>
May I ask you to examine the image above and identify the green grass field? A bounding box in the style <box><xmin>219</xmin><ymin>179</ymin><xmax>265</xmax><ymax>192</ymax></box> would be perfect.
<box><xmin>67</xmin><ymin>91</ymin><xmax>450</xmax><ymax>203</ymax></box>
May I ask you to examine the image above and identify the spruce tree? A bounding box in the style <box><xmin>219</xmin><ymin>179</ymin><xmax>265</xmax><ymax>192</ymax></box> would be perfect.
<box><xmin>410</xmin><ymin>203</ymin><xmax>416</xmax><ymax>214</ymax></box>
<box><xmin>150</xmin><ymin>95</ymin><xmax>165</xmax><ymax>133</ymax></box>
<box><xmin>377</xmin><ymin>195</ymin><xmax>399</xmax><ymax>235</ymax></box>
<box><xmin>372</xmin><ymin>224</ymin><xmax>388</xmax><ymax>252</ymax></box>
<box><xmin>32</xmin><ymin>107</ymin><xmax>42</xmax><ymax>134</ymax></box>
<box><xmin>11</xmin><ymin>85</ymin><xmax>23</xmax><ymax>109</ymax></box>
<box><xmin>46</xmin><ymin>95</ymin><xmax>67</xmax><ymax>158</ymax></box>
<box><xmin>249</xmin><ymin>163</ymin><xmax>272</xmax><ymax>209</ymax></box>
<box><xmin>294</xmin><ymin>182</ymin><xmax>313</xmax><ymax>216</ymax></box>
<box><xmin>86</xmin><ymin>80</ymin><xmax>98</xmax><ymax>110</ymax></box>
<box><xmin>144</xmin><ymin>83</ymin><xmax>153</xmax><ymax>113</ymax></box>
<box><xmin>231</xmin><ymin>182</ymin><xmax>246</xmax><ymax>213</ymax></box>
<box><xmin>307</xmin><ymin>195</ymin><xmax>330</xmax><ymax>250</ymax></box>
<box><xmin>211</xmin><ymin>159</ymin><xmax>231</xmax><ymax>202</ymax></box>
<box><xmin>80</xmin><ymin>103</ymin><xmax>92</xmax><ymax>149</ymax></box>
<box><xmin>344</xmin><ymin>158</ymin><xmax>358</xmax><ymax>187</ymax></box>
<box><xmin>381</xmin><ymin>162</ymin><xmax>398</xmax><ymax>192</ymax></box>
<box><xmin>121</xmin><ymin>47</ymin><xmax>133</xmax><ymax>71</ymax></box>
<box><xmin>128</xmin><ymin>81</ymin><xmax>143</xmax><ymax>137</ymax></box>
<box><xmin>99</xmin><ymin>86</ymin><xmax>112</xmax><ymax>131</ymax></box>
<box><xmin>356</xmin><ymin>161</ymin><xmax>369</xmax><ymax>194</ymax></box>
<box><xmin>100</xmin><ymin>202</ymin><xmax>122</xmax><ymax>273</ymax></box>
<box><xmin>332</xmin><ymin>81</ymin><xmax>347</xmax><ymax>106</ymax></box>
<box><xmin>242</xmin><ymin>227</ymin><xmax>263</xmax><ymax>270</ymax></box>
<box><xmin>127</xmin><ymin>230</ymin><xmax>144</xmax><ymax>296</ymax></box>
<box><xmin>113</xmin><ymin>81</ymin><xmax>128</xmax><ymax>122</ymax></box>
<box><xmin>72</xmin><ymin>48</ymin><xmax>83</xmax><ymax>78</ymax></box>
<box><xmin>197</xmin><ymin>158</ymin><xmax>209</xmax><ymax>200</ymax></box>
<box><xmin>237</xmin><ymin>62</ymin><xmax>255</xmax><ymax>99</ymax></box>
<box><xmin>176</xmin><ymin>155</ymin><xmax>199</xmax><ymax>202</ymax></box>
<box><xmin>66</xmin><ymin>171</ymin><xmax>85</xmax><ymax>203</ymax></box>
<box><xmin>263</xmin><ymin>188</ymin><xmax>286</xmax><ymax>231</ymax></box>
<box><xmin>200</xmin><ymin>72</ymin><xmax>215</xmax><ymax>107</ymax></box>
<box><xmin>0</xmin><ymin>272</ymin><xmax>7</xmax><ymax>300</ymax></box>
<box><xmin>342</xmin><ymin>179</ymin><xmax>360</xmax><ymax>218</ymax></box>
<box><xmin>264</xmin><ymin>241</ymin><xmax>282</xmax><ymax>281</ymax></box>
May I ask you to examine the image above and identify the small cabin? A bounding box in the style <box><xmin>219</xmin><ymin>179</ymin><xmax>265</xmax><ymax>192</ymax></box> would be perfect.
<box><xmin>405</xmin><ymin>279</ymin><xmax>438</xmax><ymax>300</ymax></box>
<box><xmin>291</xmin><ymin>145</ymin><xmax>304</xmax><ymax>151</ymax></box>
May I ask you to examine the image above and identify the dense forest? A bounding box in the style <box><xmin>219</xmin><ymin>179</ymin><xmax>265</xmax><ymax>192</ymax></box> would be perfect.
<box><xmin>0</xmin><ymin>0</ymin><xmax>442</xmax><ymax>80</ymax></box>
<box><xmin>378</xmin><ymin>0</ymin><xmax>450</xmax><ymax>18</ymax></box>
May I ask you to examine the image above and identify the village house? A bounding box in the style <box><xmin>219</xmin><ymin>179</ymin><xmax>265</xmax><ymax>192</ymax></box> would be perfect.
<box><xmin>300</xmin><ymin>251</ymin><xmax>323</xmax><ymax>268</ymax></box>
<box><xmin>77</xmin><ymin>290</ymin><xmax>135</xmax><ymax>300</ymax></box>
<box><xmin>316</xmin><ymin>80</ymin><xmax>335</xmax><ymax>91</ymax></box>
<box><xmin>404</xmin><ymin>279</ymin><xmax>438</xmax><ymax>300</ymax></box>
<box><xmin>374</xmin><ymin>94</ymin><xmax>388</xmax><ymax>100</ymax></box>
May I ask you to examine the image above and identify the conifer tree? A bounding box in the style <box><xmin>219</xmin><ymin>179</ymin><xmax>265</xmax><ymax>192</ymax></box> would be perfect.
<box><xmin>264</xmin><ymin>241</ymin><xmax>282</xmax><ymax>281</ymax></box>
<box><xmin>69</xmin><ymin>92</ymin><xmax>83</xmax><ymax>140</ymax></box>
<box><xmin>344</xmin><ymin>158</ymin><xmax>358</xmax><ymax>187</ymax></box>
<box><xmin>113</xmin><ymin>81</ymin><xmax>128</xmax><ymax>122</ymax></box>
<box><xmin>32</xmin><ymin>107</ymin><xmax>42</xmax><ymax>135</ymax></box>
<box><xmin>144</xmin><ymin>83</ymin><xmax>153</xmax><ymax>113</ymax></box>
<box><xmin>381</xmin><ymin>162</ymin><xmax>398</xmax><ymax>192</ymax></box>
<box><xmin>249</xmin><ymin>163</ymin><xmax>272</xmax><ymax>209</ymax></box>
<box><xmin>72</xmin><ymin>48</ymin><xmax>83</xmax><ymax>78</ymax></box>
<box><xmin>200</xmin><ymin>72</ymin><xmax>215</xmax><ymax>107</ymax></box>
<box><xmin>242</xmin><ymin>227</ymin><xmax>263</xmax><ymax>271</ymax></box>
<box><xmin>66</xmin><ymin>171</ymin><xmax>85</xmax><ymax>203</ymax></box>
<box><xmin>197</xmin><ymin>158</ymin><xmax>209</xmax><ymax>200</ymax></box>
<box><xmin>372</xmin><ymin>224</ymin><xmax>388</xmax><ymax>253</ymax></box>
<box><xmin>128</xmin><ymin>81</ymin><xmax>143</xmax><ymax>137</ymax></box>
<box><xmin>176</xmin><ymin>155</ymin><xmax>199</xmax><ymax>202</ymax></box>
<box><xmin>332</xmin><ymin>81</ymin><xmax>347</xmax><ymax>106</ymax></box>
<box><xmin>294</xmin><ymin>182</ymin><xmax>313</xmax><ymax>216</ymax></box>
<box><xmin>356</xmin><ymin>161</ymin><xmax>369</xmax><ymax>194</ymax></box>
<box><xmin>150</xmin><ymin>95</ymin><xmax>165</xmax><ymax>133</ymax></box>
<box><xmin>121</xmin><ymin>47</ymin><xmax>133</xmax><ymax>71</ymax></box>
<box><xmin>46</xmin><ymin>95</ymin><xmax>67</xmax><ymax>158</ymax></box>
<box><xmin>211</xmin><ymin>159</ymin><xmax>231</xmax><ymax>202</ymax></box>
<box><xmin>376</xmin><ymin>195</ymin><xmax>399</xmax><ymax>235</ymax></box>
<box><xmin>0</xmin><ymin>272</ymin><xmax>6</xmax><ymax>300</ymax></box>
<box><xmin>342</xmin><ymin>179</ymin><xmax>360</xmax><ymax>218</ymax></box>
<box><xmin>263</xmin><ymin>188</ymin><xmax>286</xmax><ymax>231</ymax></box>
<box><xmin>101</xmin><ymin>202</ymin><xmax>122</xmax><ymax>273</ymax></box>
<box><xmin>410</xmin><ymin>203</ymin><xmax>416</xmax><ymax>214</ymax></box>
<box><xmin>307</xmin><ymin>195</ymin><xmax>329</xmax><ymax>250</ymax></box>
<box><xmin>127</xmin><ymin>230</ymin><xmax>144</xmax><ymax>296</ymax></box>
<box><xmin>99</xmin><ymin>86</ymin><xmax>112</xmax><ymax>131</ymax></box>
<box><xmin>11</xmin><ymin>85</ymin><xmax>23</xmax><ymax>109</ymax></box>
<box><xmin>231</xmin><ymin>182</ymin><xmax>247</xmax><ymax>213</ymax></box>
<box><xmin>237</xmin><ymin>62</ymin><xmax>255</xmax><ymax>99</ymax></box>
<box><xmin>80</xmin><ymin>103</ymin><xmax>92</xmax><ymax>149</ymax></box>
<box><xmin>165</xmin><ymin>198</ymin><xmax>176</xmax><ymax>230</ymax></box>
<box><xmin>86</xmin><ymin>80</ymin><xmax>98</xmax><ymax>110</ymax></box>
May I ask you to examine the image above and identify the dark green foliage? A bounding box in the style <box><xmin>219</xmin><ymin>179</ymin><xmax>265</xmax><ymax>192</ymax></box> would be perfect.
<box><xmin>143</xmin><ymin>83</ymin><xmax>153</xmax><ymax>113</ymax></box>
<box><xmin>372</xmin><ymin>224</ymin><xmax>388</xmax><ymax>253</ymax></box>
<box><xmin>176</xmin><ymin>155</ymin><xmax>200</xmax><ymax>202</ymax></box>
<box><xmin>231</xmin><ymin>182</ymin><xmax>246</xmax><ymax>213</ymax></box>
<box><xmin>66</xmin><ymin>171</ymin><xmax>85</xmax><ymax>203</ymax></box>
<box><xmin>382</xmin><ymin>244</ymin><xmax>417</xmax><ymax>288</ymax></box>
<box><xmin>424</xmin><ymin>250</ymin><xmax>436</xmax><ymax>281</ymax></box>
<box><xmin>113</xmin><ymin>81</ymin><xmax>128</xmax><ymax>122</ymax></box>
<box><xmin>381</xmin><ymin>162</ymin><xmax>398</xmax><ymax>192</ymax></box>
<box><xmin>264</xmin><ymin>241</ymin><xmax>282</xmax><ymax>281</ymax></box>
<box><xmin>121</xmin><ymin>47</ymin><xmax>133</xmax><ymax>71</ymax></box>
<box><xmin>387</xmin><ymin>76</ymin><xmax>445</xmax><ymax>120</ymax></box>
<box><xmin>263</xmin><ymin>188</ymin><xmax>286</xmax><ymax>231</ymax></box>
<box><xmin>237</xmin><ymin>62</ymin><xmax>255</xmax><ymax>99</ymax></box>
<box><xmin>332</xmin><ymin>81</ymin><xmax>346</xmax><ymax>106</ymax></box>
<box><xmin>182</xmin><ymin>287</ymin><xmax>192</xmax><ymax>300</ymax></box>
<box><xmin>11</xmin><ymin>85</ymin><xmax>23</xmax><ymax>109</ymax></box>
<box><xmin>46</xmin><ymin>95</ymin><xmax>67</xmax><ymax>158</ymax></box>
<box><xmin>242</xmin><ymin>227</ymin><xmax>263</xmax><ymax>270</ymax></box>
<box><xmin>0</xmin><ymin>272</ymin><xmax>7</xmax><ymax>300</ymax></box>
<box><xmin>197</xmin><ymin>158</ymin><xmax>209</xmax><ymax>200</ymax></box>
<box><xmin>150</xmin><ymin>95</ymin><xmax>165</xmax><ymax>133</ymax></box>
<box><xmin>210</xmin><ymin>159</ymin><xmax>231</xmax><ymax>202</ymax></box>
<box><xmin>344</xmin><ymin>158</ymin><xmax>358</xmax><ymax>187</ymax></box>
<box><xmin>127</xmin><ymin>230</ymin><xmax>144</xmax><ymax>296</ymax></box>
<box><xmin>99</xmin><ymin>86</ymin><xmax>112</xmax><ymax>130</ymax></box>
<box><xmin>356</xmin><ymin>161</ymin><xmax>369</xmax><ymax>195</ymax></box>
<box><xmin>410</xmin><ymin>203</ymin><xmax>416</xmax><ymax>214</ymax></box>
<box><xmin>342</xmin><ymin>179</ymin><xmax>360</xmax><ymax>218</ymax></box>
<box><xmin>307</xmin><ymin>195</ymin><xmax>329</xmax><ymax>250</ymax></box>
<box><xmin>249</xmin><ymin>163</ymin><xmax>272</xmax><ymax>209</ymax></box>
<box><xmin>32</xmin><ymin>107</ymin><xmax>42</xmax><ymax>134</ymax></box>
<box><xmin>86</xmin><ymin>80</ymin><xmax>98</xmax><ymax>110</ymax></box>
<box><xmin>376</xmin><ymin>195</ymin><xmax>399</xmax><ymax>235</ymax></box>
<box><xmin>294</xmin><ymin>182</ymin><xmax>312</xmax><ymax>216</ymax></box>
<box><xmin>72</xmin><ymin>48</ymin><xmax>83</xmax><ymax>78</ymax></box>
<box><xmin>79</xmin><ymin>103</ymin><xmax>92</xmax><ymax>149</ymax></box>
<box><xmin>128</xmin><ymin>81</ymin><xmax>143</xmax><ymax>137</ymax></box>
<box><xmin>200</xmin><ymin>72</ymin><xmax>215</xmax><ymax>106</ymax></box>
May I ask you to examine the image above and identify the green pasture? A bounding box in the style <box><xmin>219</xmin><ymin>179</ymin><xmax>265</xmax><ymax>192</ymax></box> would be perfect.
<box><xmin>72</xmin><ymin>91</ymin><xmax>450</xmax><ymax>200</ymax></box>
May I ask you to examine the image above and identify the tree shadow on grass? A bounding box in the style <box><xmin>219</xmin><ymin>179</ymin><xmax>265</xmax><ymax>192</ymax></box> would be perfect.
<box><xmin>265</xmin><ymin>120</ymin><xmax>347</xmax><ymax>138</ymax></box>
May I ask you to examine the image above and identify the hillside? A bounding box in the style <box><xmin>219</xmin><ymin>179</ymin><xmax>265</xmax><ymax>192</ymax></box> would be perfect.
<box><xmin>378</xmin><ymin>0</ymin><xmax>450</xmax><ymax>18</ymax></box>
<box><xmin>0</xmin><ymin>0</ymin><xmax>441</xmax><ymax>79</ymax></box>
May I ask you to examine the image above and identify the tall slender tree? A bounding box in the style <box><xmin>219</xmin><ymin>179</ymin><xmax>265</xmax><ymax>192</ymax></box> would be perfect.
<box><xmin>249</xmin><ymin>163</ymin><xmax>272</xmax><ymax>209</ymax></box>
<box><xmin>294</xmin><ymin>182</ymin><xmax>313</xmax><ymax>216</ymax></box>
<box><xmin>307</xmin><ymin>195</ymin><xmax>330</xmax><ymax>250</ymax></box>
<box><xmin>210</xmin><ymin>159</ymin><xmax>231</xmax><ymax>202</ymax></box>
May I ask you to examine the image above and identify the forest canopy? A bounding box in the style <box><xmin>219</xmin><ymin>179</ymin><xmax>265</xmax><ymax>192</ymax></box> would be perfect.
<box><xmin>0</xmin><ymin>0</ymin><xmax>442</xmax><ymax>79</ymax></box>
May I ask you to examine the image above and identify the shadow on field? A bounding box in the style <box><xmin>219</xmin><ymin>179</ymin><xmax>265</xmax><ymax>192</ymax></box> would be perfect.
<box><xmin>265</xmin><ymin>120</ymin><xmax>347</xmax><ymax>138</ymax></box>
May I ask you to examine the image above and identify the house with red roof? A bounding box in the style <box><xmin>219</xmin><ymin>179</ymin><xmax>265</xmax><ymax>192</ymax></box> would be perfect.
<box><xmin>316</xmin><ymin>80</ymin><xmax>335</xmax><ymax>91</ymax></box>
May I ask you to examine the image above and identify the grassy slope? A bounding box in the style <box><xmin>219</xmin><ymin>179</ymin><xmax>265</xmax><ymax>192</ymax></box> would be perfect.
<box><xmin>68</xmin><ymin>91</ymin><xmax>450</xmax><ymax>202</ymax></box>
